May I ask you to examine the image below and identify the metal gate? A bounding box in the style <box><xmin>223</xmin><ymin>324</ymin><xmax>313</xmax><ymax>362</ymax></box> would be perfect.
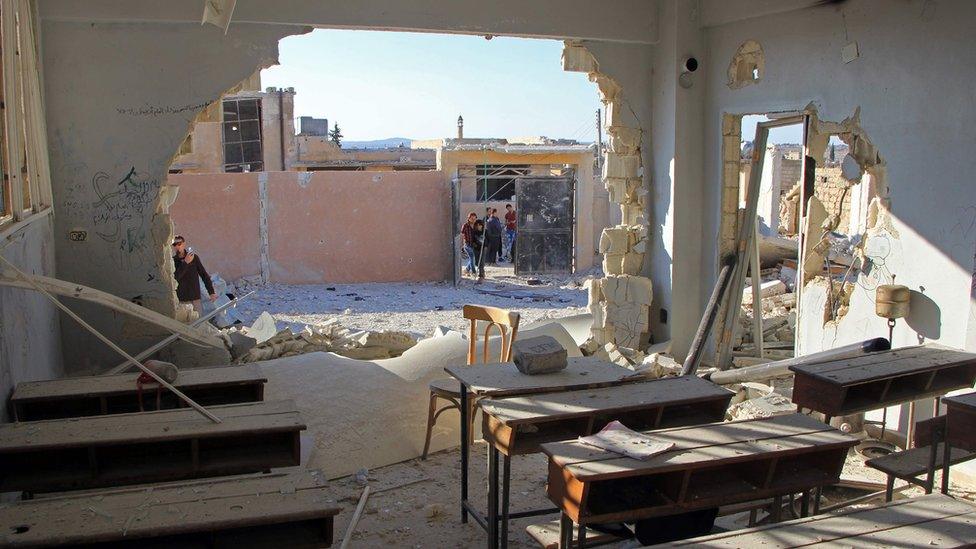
<box><xmin>451</xmin><ymin>178</ymin><xmax>461</xmax><ymax>286</ymax></box>
<box><xmin>514</xmin><ymin>176</ymin><xmax>575</xmax><ymax>275</ymax></box>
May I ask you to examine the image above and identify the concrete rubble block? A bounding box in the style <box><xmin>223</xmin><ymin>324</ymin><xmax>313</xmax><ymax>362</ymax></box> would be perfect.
<box><xmin>246</xmin><ymin>311</ymin><xmax>280</xmax><ymax>344</ymax></box>
<box><xmin>604</xmin><ymin>177</ymin><xmax>634</xmax><ymax>204</ymax></box>
<box><xmin>602</xmin><ymin>253</ymin><xmax>625</xmax><ymax>275</ymax></box>
<box><xmin>639</xmin><ymin>352</ymin><xmax>682</xmax><ymax>378</ymax></box>
<box><xmin>589</xmin><ymin>303</ymin><xmax>605</xmax><ymax>329</ymax></box>
<box><xmin>591</xmin><ymin>326</ymin><xmax>611</xmax><ymax>346</ymax></box>
<box><xmin>599</xmin><ymin>226</ymin><xmax>632</xmax><ymax>254</ymax></box>
<box><xmin>621</xmin><ymin>203</ymin><xmax>645</xmax><ymax>225</ymax></box>
<box><xmin>561</xmin><ymin>43</ymin><xmax>599</xmax><ymax>73</ymax></box>
<box><xmin>226</xmin><ymin>328</ymin><xmax>258</xmax><ymax>360</ymax></box>
<box><xmin>512</xmin><ymin>335</ymin><xmax>569</xmax><ymax>375</ymax></box>
<box><xmin>729</xmin><ymin>392</ymin><xmax>796</xmax><ymax>421</ymax></box>
<box><xmin>608</xmin><ymin>125</ymin><xmax>642</xmax><ymax>153</ymax></box>
<box><xmin>603</xmin><ymin>153</ymin><xmax>641</xmax><ymax>180</ymax></box>
<box><xmin>620</xmin><ymin>252</ymin><xmax>643</xmax><ymax>275</ymax></box>
<box><xmin>585</xmin><ymin>277</ymin><xmax>603</xmax><ymax>306</ymax></box>
<box><xmin>588</xmin><ymin>73</ymin><xmax>621</xmax><ymax>103</ymax></box>
<box><xmin>626</xmin><ymin>275</ymin><xmax>653</xmax><ymax>306</ymax></box>
<box><xmin>605</xmin><ymin>342</ymin><xmax>645</xmax><ymax>369</ymax></box>
<box><xmin>600</xmin><ymin>275</ymin><xmax>629</xmax><ymax>304</ymax></box>
<box><xmin>741</xmin><ymin>279</ymin><xmax>787</xmax><ymax>304</ymax></box>
<box><xmin>604</xmin><ymin>302</ymin><xmax>648</xmax><ymax>349</ymax></box>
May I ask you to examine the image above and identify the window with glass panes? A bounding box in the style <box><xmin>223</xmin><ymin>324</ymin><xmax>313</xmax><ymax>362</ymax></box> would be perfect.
<box><xmin>222</xmin><ymin>98</ymin><xmax>264</xmax><ymax>172</ymax></box>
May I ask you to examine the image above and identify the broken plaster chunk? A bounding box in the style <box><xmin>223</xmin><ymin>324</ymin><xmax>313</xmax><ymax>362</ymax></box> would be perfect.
<box><xmin>512</xmin><ymin>335</ymin><xmax>569</xmax><ymax>375</ymax></box>
<box><xmin>589</xmin><ymin>73</ymin><xmax>621</xmax><ymax>103</ymax></box>
<box><xmin>561</xmin><ymin>43</ymin><xmax>599</xmax><ymax>73</ymax></box>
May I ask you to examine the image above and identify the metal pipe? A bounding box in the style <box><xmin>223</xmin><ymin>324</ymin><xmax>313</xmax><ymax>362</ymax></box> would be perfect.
<box><xmin>681</xmin><ymin>254</ymin><xmax>737</xmax><ymax>376</ymax></box>
<box><xmin>704</xmin><ymin>337</ymin><xmax>891</xmax><ymax>385</ymax></box>
<box><xmin>0</xmin><ymin>253</ymin><xmax>221</xmax><ymax>423</ymax></box>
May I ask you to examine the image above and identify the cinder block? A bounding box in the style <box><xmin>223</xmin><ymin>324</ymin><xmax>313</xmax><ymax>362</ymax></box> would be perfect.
<box><xmin>589</xmin><ymin>73</ymin><xmax>621</xmax><ymax>103</ymax></box>
<box><xmin>600</xmin><ymin>276</ymin><xmax>626</xmax><ymax>304</ymax></box>
<box><xmin>627</xmin><ymin>275</ymin><xmax>654</xmax><ymax>306</ymax></box>
<box><xmin>512</xmin><ymin>335</ymin><xmax>569</xmax><ymax>375</ymax></box>
<box><xmin>724</xmin><ymin>135</ymin><xmax>744</xmax><ymax>162</ymax></box>
<box><xmin>599</xmin><ymin>226</ymin><xmax>631</xmax><ymax>254</ymax></box>
<box><xmin>603</xmin><ymin>253</ymin><xmax>624</xmax><ymax>275</ymax></box>
<box><xmin>604</xmin><ymin>153</ymin><xmax>641</xmax><ymax>179</ymax></box>
<box><xmin>621</xmin><ymin>252</ymin><xmax>643</xmax><ymax>275</ymax></box>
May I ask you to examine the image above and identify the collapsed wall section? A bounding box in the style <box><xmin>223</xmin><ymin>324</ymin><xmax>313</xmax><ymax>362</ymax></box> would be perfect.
<box><xmin>563</xmin><ymin>42</ymin><xmax>652</xmax><ymax>352</ymax></box>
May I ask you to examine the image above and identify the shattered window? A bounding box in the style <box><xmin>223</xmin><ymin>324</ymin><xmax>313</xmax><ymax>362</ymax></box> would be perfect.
<box><xmin>222</xmin><ymin>98</ymin><xmax>264</xmax><ymax>172</ymax></box>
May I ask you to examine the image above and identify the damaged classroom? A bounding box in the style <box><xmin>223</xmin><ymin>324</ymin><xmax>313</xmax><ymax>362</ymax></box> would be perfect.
<box><xmin>2</xmin><ymin>1</ymin><xmax>976</xmax><ymax>548</ymax></box>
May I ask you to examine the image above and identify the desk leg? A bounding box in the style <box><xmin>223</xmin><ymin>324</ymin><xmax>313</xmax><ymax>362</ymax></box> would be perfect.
<box><xmin>800</xmin><ymin>490</ymin><xmax>810</xmax><ymax>517</ymax></box>
<box><xmin>813</xmin><ymin>486</ymin><xmax>822</xmax><ymax>515</ymax></box>
<box><xmin>460</xmin><ymin>386</ymin><xmax>469</xmax><ymax>523</ymax></box>
<box><xmin>559</xmin><ymin>512</ymin><xmax>572</xmax><ymax>548</ymax></box>
<box><xmin>770</xmin><ymin>495</ymin><xmax>782</xmax><ymax>523</ymax></box>
<box><xmin>941</xmin><ymin>439</ymin><xmax>952</xmax><ymax>494</ymax></box>
<box><xmin>577</xmin><ymin>524</ymin><xmax>587</xmax><ymax>549</ymax></box>
<box><xmin>488</xmin><ymin>445</ymin><xmax>499</xmax><ymax>549</ymax></box>
<box><xmin>501</xmin><ymin>454</ymin><xmax>510</xmax><ymax>549</ymax></box>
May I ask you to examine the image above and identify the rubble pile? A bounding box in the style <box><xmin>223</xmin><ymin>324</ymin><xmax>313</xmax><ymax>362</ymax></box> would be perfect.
<box><xmin>228</xmin><ymin>316</ymin><xmax>419</xmax><ymax>363</ymax></box>
<box><xmin>736</xmin><ymin>263</ymin><xmax>797</xmax><ymax>354</ymax></box>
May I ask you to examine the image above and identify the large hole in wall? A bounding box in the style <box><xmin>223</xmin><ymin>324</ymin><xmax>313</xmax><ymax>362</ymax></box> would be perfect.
<box><xmin>162</xmin><ymin>29</ymin><xmax>606</xmax><ymax>295</ymax></box>
<box><xmin>727</xmin><ymin>40</ymin><xmax>764</xmax><ymax>89</ymax></box>
<box><xmin>719</xmin><ymin>108</ymin><xmax>888</xmax><ymax>359</ymax></box>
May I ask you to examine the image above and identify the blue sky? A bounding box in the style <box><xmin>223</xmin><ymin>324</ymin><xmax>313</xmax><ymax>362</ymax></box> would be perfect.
<box><xmin>261</xmin><ymin>29</ymin><xmax>603</xmax><ymax>141</ymax></box>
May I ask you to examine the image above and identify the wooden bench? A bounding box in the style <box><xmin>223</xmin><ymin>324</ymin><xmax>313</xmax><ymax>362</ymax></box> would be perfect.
<box><xmin>941</xmin><ymin>390</ymin><xmax>976</xmax><ymax>493</ymax></box>
<box><xmin>541</xmin><ymin>413</ymin><xmax>858</xmax><ymax>547</ymax></box>
<box><xmin>0</xmin><ymin>469</ymin><xmax>340</xmax><ymax>548</ymax></box>
<box><xmin>0</xmin><ymin>400</ymin><xmax>304</xmax><ymax>493</ymax></box>
<box><xmin>654</xmin><ymin>493</ymin><xmax>976</xmax><ymax>547</ymax></box>
<box><xmin>866</xmin><ymin>415</ymin><xmax>974</xmax><ymax>501</ymax></box>
<box><xmin>482</xmin><ymin>376</ymin><xmax>734</xmax><ymax>547</ymax></box>
<box><xmin>790</xmin><ymin>346</ymin><xmax>976</xmax><ymax>418</ymax></box>
<box><xmin>9</xmin><ymin>365</ymin><xmax>267</xmax><ymax>421</ymax></box>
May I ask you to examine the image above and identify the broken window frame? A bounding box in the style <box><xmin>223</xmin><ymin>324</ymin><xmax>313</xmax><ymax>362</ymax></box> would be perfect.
<box><xmin>221</xmin><ymin>98</ymin><xmax>264</xmax><ymax>173</ymax></box>
<box><xmin>0</xmin><ymin>0</ymin><xmax>52</xmax><ymax>234</ymax></box>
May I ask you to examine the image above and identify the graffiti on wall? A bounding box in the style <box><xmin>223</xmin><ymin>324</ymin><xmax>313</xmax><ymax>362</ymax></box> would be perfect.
<box><xmin>90</xmin><ymin>167</ymin><xmax>160</xmax><ymax>271</ymax></box>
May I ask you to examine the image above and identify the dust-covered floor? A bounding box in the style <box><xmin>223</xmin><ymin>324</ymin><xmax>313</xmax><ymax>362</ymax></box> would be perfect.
<box><xmin>232</xmin><ymin>265</ymin><xmax>593</xmax><ymax>338</ymax></box>
<box><xmin>323</xmin><ymin>443</ymin><xmax>976</xmax><ymax>548</ymax></box>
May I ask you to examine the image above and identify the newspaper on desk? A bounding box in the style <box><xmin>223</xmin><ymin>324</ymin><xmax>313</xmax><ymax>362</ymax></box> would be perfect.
<box><xmin>578</xmin><ymin>420</ymin><xmax>675</xmax><ymax>461</ymax></box>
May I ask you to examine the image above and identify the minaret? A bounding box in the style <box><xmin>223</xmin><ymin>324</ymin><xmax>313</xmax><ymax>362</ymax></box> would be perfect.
<box><xmin>457</xmin><ymin>115</ymin><xmax>464</xmax><ymax>139</ymax></box>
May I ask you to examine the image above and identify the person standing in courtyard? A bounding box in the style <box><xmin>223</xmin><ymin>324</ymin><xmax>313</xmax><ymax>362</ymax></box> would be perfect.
<box><xmin>172</xmin><ymin>235</ymin><xmax>217</xmax><ymax>314</ymax></box>
<box><xmin>471</xmin><ymin>219</ymin><xmax>486</xmax><ymax>282</ymax></box>
<box><xmin>486</xmin><ymin>208</ymin><xmax>504</xmax><ymax>266</ymax></box>
<box><xmin>460</xmin><ymin>211</ymin><xmax>477</xmax><ymax>276</ymax></box>
<box><xmin>504</xmin><ymin>203</ymin><xmax>517</xmax><ymax>262</ymax></box>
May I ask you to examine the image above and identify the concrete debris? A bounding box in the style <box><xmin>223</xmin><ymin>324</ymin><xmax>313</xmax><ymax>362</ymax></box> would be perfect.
<box><xmin>605</xmin><ymin>341</ymin><xmax>645</xmax><ymax>370</ymax></box>
<box><xmin>741</xmin><ymin>279</ymin><xmax>786</xmax><ymax>303</ymax></box>
<box><xmin>512</xmin><ymin>335</ymin><xmax>568</xmax><ymax>375</ymax></box>
<box><xmin>728</xmin><ymin>391</ymin><xmax>796</xmax><ymax>421</ymax></box>
<box><xmin>246</xmin><ymin>311</ymin><xmax>279</xmax><ymax>344</ymax></box>
<box><xmin>237</xmin><ymin>315</ymin><xmax>419</xmax><ymax>363</ymax></box>
<box><xmin>638</xmin><ymin>352</ymin><xmax>682</xmax><ymax>378</ymax></box>
<box><xmin>224</xmin><ymin>328</ymin><xmax>257</xmax><ymax>360</ymax></box>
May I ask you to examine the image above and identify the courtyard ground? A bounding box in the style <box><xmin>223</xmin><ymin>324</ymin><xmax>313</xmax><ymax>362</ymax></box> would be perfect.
<box><xmin>232</xmin><ymin>265</ymin><xmax>593</xmax><ymax>337</ymax></box>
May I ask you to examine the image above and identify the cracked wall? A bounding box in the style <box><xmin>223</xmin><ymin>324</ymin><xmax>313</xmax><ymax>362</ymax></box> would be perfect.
<box><xmin>42</xmin><ymin>20</ymin><xmax>306</xmax><ymax>373</ymax></box>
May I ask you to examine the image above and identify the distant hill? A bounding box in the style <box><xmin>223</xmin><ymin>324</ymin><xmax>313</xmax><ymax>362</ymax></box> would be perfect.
<box><xmin>340</xmin><ymin>137</ymin><xmax>414</xmax><ymax>149</ymax></box>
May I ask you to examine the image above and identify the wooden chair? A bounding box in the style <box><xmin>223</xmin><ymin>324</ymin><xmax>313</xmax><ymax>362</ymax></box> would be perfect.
<box><xmin>422</xmin><ymin>304</ymin><xmax>520</xmax><ymax>459</ymax></box>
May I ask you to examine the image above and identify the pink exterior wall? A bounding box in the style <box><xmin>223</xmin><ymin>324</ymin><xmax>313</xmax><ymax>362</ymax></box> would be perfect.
<box><xmin>267</xmin><ymin>171</ymin><xmax>450</xmax><ymax>283</ymax></box>
<box><xmin>167</xmin><ymin>173</ymin><xmax>261</xmax><ymax>282</ymax></box>
<box><xmin>167</xmin><ymin>171</ymin><xmax>450</xmax><ymax>284</ymax></box>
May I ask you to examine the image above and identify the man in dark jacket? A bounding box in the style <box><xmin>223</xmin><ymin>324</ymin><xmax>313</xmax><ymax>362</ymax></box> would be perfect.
<box><xmin>172</xmin><ymin>235</ymin><xmax>216</xmax><ymax>313</ymax></box>
<box><xmin>486</xmin><ymin>209</ymin><xmax>504</xmax><ymax>266</ymax></box>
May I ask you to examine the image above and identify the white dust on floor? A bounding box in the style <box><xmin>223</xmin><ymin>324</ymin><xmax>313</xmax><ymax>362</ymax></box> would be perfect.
<box><xmin>233</xmin><ymin>266</ymin><xmax>592</xmax><ymax>337</ymax></box>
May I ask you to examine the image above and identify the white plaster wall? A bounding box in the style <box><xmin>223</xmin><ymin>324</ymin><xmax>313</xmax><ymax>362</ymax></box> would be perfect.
<box><xmin>700</xmin><ymin>0</ymin><xmax>976</xmax><ymax>353</ymax></box>
<box><xmin>0</xmin><ymin>216</ymin><xmax>64</xmax><ymax>421</ymax></box>
<box><xmin>41</xmin><ymin>20</ymin><xmax>303</xmax><ymax>373</ymax></box>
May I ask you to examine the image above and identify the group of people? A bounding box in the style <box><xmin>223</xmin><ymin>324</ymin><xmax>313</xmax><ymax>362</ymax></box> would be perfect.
<box><xmin>460</xmin><ymin>204</ymin><xmax>517</xmax><ymax>282</ymax></box>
